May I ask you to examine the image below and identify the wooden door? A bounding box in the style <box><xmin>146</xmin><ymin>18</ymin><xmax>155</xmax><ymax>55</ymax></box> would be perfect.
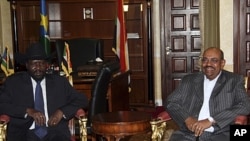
<box><xmin>233</xmin><ymin>0</ymin><xmax>250</xmax><ymax>77</ymax></box>
<box><xmin>160</xmin><ymin>0</ymin><xmax>201</xmax><ymax>100</ymax></box>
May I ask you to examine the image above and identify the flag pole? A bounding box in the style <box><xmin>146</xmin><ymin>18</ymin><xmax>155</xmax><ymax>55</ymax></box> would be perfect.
<box><xmin>147</xmin><ymin>0</ymin><xmax>154</xmax><ymax>105</ymax></box>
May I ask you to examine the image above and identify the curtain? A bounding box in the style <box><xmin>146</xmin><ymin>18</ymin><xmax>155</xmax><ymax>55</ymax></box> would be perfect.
<box><xmin>199</xmin><ymin>0</ymin><xmax>220</xmax><ymax>55</ymax></box>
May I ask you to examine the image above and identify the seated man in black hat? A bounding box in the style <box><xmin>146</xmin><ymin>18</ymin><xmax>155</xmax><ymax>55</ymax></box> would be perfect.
<box><xmin>0</xmin><ymin>42</ymin><xmax>88</xmax><ymax>141</ymax></box>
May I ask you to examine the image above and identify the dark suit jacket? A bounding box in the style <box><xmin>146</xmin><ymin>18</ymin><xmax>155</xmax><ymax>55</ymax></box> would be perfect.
<box><xmin>0</xmin><ymin>72</ymin><xmax>88</xmax><ymax>140</ymax></box>
<box><xmin>165</xmin><ymin>70</ymin><xmax>250</xmax><ymax>137</ymax></box>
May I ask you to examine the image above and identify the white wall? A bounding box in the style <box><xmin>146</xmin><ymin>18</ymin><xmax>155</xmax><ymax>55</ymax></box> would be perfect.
<box><xmin>0</xmin><ymin>0</ymin><xmax>13</xmax><ymax>57</ymax></box>
<box><xmin>220</xmin><ymin>0</ymin><xmax>234</xmax><ymax>72</ymax></box>
<box><xmin>152</xmin><ymin>0</ymin><xmax>162</xmax><ymax>106</ymax></box>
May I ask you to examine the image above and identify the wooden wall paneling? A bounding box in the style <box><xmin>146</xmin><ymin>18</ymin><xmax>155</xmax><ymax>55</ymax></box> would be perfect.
<box><xmin>10</xmin><ymin>0</ymin><xmax>150</xmax><ymax>107</ymax></box>
<box><xmin>16</xmin><ymin>1</ymin><xmax>40</xmax><ymax>54</ymax></box>
<box><xmin>124</xmin><ymin>0</ymin><xmax>149</xmax><ymax>106</ymax></box>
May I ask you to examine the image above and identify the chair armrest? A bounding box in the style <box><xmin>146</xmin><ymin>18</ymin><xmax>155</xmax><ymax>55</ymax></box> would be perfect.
<box><xmin>157</xmin><ymin>111</ymin><xmax>172</xmax><ymax>121</ymax></box>
<box><xmin>0</xmin><ymin>115</ymin><xmax>10</xmax><ymax>124</ymax></box>
<box><xmin>234</xmin><ymin>115</ymin><xmax>248</xmax><ymax>125</ymax></box>
<box><xmin>150</xmin><ymin>110</ymin><xmax>172</xmax><ymax>141</ymax></box>
<box><xmin>0</xmin><ymin>114</ymin><xmax>9</xmax><ymax>141</ymax></box>
<box><xmin>150</xmin><ymin>118</ymin><xmax>167</xmax><ymax>141</ymax></box>
<box><xmin>75</xmin><ymin>109</ymin><xmax>86</xmax><ymax>119</ymax></box>
<box><xmin>75</xmin><ymin>109</ymin><xmax>87</xmax><ymax>141</ymax></box>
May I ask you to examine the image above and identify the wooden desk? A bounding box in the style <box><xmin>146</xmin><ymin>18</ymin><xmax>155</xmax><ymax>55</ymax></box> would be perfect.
<box><xmin>92</xmin><ymin>111</ymin><xmax>151</xmax><ymax>141</ymax></box>
<box><xmin>73</xmin><ymin>71</ymin><xmax>130</xmax><ymax>112</ymax></box>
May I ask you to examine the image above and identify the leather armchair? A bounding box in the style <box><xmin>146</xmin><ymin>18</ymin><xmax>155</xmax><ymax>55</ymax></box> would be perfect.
<box><xmin>84</xmin><ymin>61</ymin><xmax>118</xmax><ymax>140</ymax></box>
<box><xmin>70</xmin><ymin>62</ymin><xmax>119</xmax><ymax>141</ymax></box>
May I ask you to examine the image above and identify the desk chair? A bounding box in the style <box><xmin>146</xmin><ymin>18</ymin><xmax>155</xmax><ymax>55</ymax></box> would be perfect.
<box><xmin>55</xmin><ymin>38</ymin><xmax>104</xmax><ymax>73</ymax></box>
<box><xmin>79</xmin><ymin>62</ymin><xmax>118</xmax><ymax>141</ymax></box>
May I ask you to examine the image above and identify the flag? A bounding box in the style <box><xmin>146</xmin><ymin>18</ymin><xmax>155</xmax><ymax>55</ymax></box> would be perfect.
<box><xmin>61</xmin><ymin>42</ymin><xmax>73</xmax><ymax>86</ymax></box>
<box><xmin>112</xmin><ymin>0</ymin><xmax>130</xmax><ymax>72</ymax></box>
<box><xmin>112</xmin><ymin>0</ymin><xmax>131</xmax><ymax>92</ymax></box>
<box><xmin>1</xmin><ymin>46</ymin><xmax>14</xmax><ymax>77</ymax></box>
<box><xmin>40</xmin><ymin>0</ymin><xmax>50</xmax><ymax>55</ymax></box>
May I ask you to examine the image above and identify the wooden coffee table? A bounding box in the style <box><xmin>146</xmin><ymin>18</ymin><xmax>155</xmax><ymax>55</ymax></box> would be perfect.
<box><xmin>92</xmin><ymin>111</ymin><xmax>151</xmax><ymax>141</ymax></box>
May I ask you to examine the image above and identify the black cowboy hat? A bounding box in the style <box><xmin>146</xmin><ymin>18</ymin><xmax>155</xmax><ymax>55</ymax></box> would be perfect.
<box><xmin>15</xmin><ymin>42</ymin><xmax>51</xmax><ymax>64</ymax></box>
<box><xmin>24</xmin><ymin>42</ymin><xmax>50</xmax><ymax>61</ymax></box>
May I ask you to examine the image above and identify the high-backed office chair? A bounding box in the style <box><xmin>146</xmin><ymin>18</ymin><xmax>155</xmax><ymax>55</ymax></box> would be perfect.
<box><xmin>78</xmin><ymin>62</ymin><xmax>118</xmax><ymax>140</ymax></box>
<box><xmin>55</xmin><ymin>38</ymin><xmax>104</xmax><ymax>73</ymax></box>
<box><xmin>54</xmin><ymin>38</ymin><xmax>117</xmax><ymax>140</ymax></box>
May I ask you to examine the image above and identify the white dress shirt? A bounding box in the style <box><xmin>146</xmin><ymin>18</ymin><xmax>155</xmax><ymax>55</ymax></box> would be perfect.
<box><xmin>30</xmin><ymin>78</ymin><xmax>49</xmax><ymax>129</ymax></box>
<box><xmin>198</xmin><ymin>72</ymin><xmax>221</xmax><ymax>132</ymax></box>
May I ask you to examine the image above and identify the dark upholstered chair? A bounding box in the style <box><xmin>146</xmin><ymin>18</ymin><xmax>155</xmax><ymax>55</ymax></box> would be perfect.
<box><xmin>55</xmin><ymin>38</ymin><xmax>104</xmax><ymax>73</ymax></box>
<box><xmin>80</xmin><ymin>61</ymin><xmax>118</xmax><ymax>140</ymax></box>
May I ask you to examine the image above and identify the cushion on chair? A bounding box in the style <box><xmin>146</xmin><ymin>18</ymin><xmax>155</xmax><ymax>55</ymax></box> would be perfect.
<box><xmin>152</xmin><ymin>106</ymin><xmax>171</xmax><ymax>121</ymax></box>
<box><xmin>75</xmin><ymin>109</ymin><xmax>86</xmax><ymax>119</ymax></box>
<box><xmin>157</xmin><ymin>111</ymin><xmax>172</xmax><ymax>121</ymax></box>
<box><xmin>234</xmin><ymin>115</ymin><xmax>248</xmax><ymax>125</ymax></box>
<box><xmin>0</xmin><ymin>114</ymin><xmax>10</xmax><ymax>123</ymax></box>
